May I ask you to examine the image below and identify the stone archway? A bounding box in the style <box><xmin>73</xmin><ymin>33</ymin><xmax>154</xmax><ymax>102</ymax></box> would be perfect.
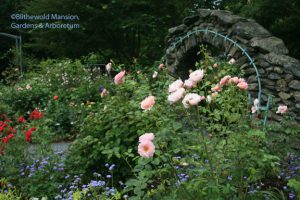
<box><xmin>164</xmin><ymin>9</ymin><xmax>300</xmax><ymax>121</ymax></box>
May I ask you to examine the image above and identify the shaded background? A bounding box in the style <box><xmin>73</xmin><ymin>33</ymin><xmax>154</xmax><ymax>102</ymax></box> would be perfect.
<box><xmin>0</xmin><ymin>0</ymin><xmax>299</xmax><ymax>73</ymax></box>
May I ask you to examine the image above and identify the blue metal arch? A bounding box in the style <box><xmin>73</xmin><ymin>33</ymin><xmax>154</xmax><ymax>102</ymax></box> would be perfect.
<box><xmin>0</xmin><ymin>32</ymin><xmax>23</xmax><ymax>76</ymax></box>
<box><xmin>164</xmin><ymin>28</ymin><xmax>263</xmax><ymax>107</ymax></box>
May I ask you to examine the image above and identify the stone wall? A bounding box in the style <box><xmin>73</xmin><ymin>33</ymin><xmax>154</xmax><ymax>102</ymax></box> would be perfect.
<box><xmin>164</xmin><ymin>9</ymin><xmax>300</xmax><ymax>121</ymax></box>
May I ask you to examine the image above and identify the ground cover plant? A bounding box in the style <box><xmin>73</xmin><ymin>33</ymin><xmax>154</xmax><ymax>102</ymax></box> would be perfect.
<box><xmin>0</xmin><ymin>49</ymin><xmax>299</xmax><ymax>200</ymax></box>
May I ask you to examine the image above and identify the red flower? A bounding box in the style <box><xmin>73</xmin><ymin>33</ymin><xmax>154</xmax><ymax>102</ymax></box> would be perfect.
<box><xmin>25</xmin><ymin>127</ymin><xmax>37</xmax><ymax>142</ymax></box>
<box><xmin>2</xmin><ymin>133</ymin><xmax>14</xmax><ymax>144</ymax></box>
<box><xmin>29</xmin><ymin>109</ymin><xmax>43</xmax><ymax>120</ymax></box>
<box><xmin>17</xmin><ymin>116</ymin><xmax>26</xmax><ymax>123</ymax></box>
<box><xmin>0</xmin><ymin>122</ymin><xmax>7</xmax><ymax>132</ymax></box>
<box><xmin>53</xmin><ymin>95</ymin><xmax>59</xmax><ymax>100</ymax></box>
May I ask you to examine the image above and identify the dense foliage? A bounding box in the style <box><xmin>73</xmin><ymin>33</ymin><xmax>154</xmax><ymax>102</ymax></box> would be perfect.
<box><xmin>0</xmin><ymin>50</ymin><xmax>299</xmax><ymax>199</ymax></box>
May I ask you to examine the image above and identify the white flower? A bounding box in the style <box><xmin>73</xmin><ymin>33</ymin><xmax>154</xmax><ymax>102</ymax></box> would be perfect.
<box><xmin>152</xmin><ymin>71</ymin><xmax>158</xmax><ymax>78</ymax></box>
<box><xmin>228</xmin><ymin>58</ymin><xmax>236</xmax><ymax>64</ymax></box>
<box><xmin>106</xmin><ymin>62</ymin><xmax>112</xmax><ymax>72</ymax></box>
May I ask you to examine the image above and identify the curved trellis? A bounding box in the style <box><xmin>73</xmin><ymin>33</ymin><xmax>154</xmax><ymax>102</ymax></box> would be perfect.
<box><xmin>163</xmin><ymin>28</ymin><xmax>271</xmax><ymax>126</ymax></box>
<box><xmin>0</xmin><ymin>32</ymin><xmax>23</xmax><ymax>76</ymax></box>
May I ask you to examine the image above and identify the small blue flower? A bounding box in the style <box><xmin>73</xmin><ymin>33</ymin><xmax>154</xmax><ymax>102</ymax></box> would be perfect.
<box><xmin>106</xmin><ymin>174</ymin><xmax>112</xmax><ymax>178</ymax></box>
<box><xmin>227</xmin><ymin>175</ymin><xmax>233</xmax><ymax>181</ymax></box>
<box><xmin>109</xmin><ymin>164</ymin><xmax>115</xmax><ymax>171</ymax></box>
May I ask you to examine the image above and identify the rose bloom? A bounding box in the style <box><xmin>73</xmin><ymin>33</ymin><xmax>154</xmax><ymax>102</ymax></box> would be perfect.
<box><xmin>141</xmin><ymin>96</ymin><xmax>155</xmax><ymax>110</ymax></box>
<box><xmin>29</xmin><ymin>109</ymin><xmax>43</xmax><ymax>120</ymax></box>
<box><xmin>152</xmin><ymin>71</ymin><xmax>158</xmax><ymax>79</ymax></box>
<box><xmin>182</xmin><ymin>93</ymin><xmax>203</xmax><ymax>108</ymax></box>
<box><xmin>206</xmin><ymin>95</ymin><xmax>212</xmax><ymax>103</ymax></box>
<box><xmin>254</xmin><ymin>98</ymin><xmax>259</xmax><ymax>107</ymax></box>
<box><xmin>17</xmin><ymin>87</ymin><xmax>23</xmax><ymax>91</ymax></box>
<box><xmin>251</xmin><ymin>105</ymin><xmax>258</xmax><ymax>114</ymax></box>
<box><xmin>276</xmin><ymin>105</ymin><xmax>288</xmax><ymax>114</ymax></box>
<box><xmin>100</xmin><ymin>88</ymin><xmax>109</xmax><ymax>98</ymax></box>
<box><xmin>26</xmin><ymin>84</ymin><xmax>31</xmax><ymax>90</ymax></box>
<box><xmin>106</xmin><ymin>62</ymin><xmax>112</xmax><ymax>72</ymax></box>
<box><xmin>168</xmin><ymin>88</ymin><xmax>185</xmax><ymax>104</ymax></box>
<box><xmin>183</xmin><ymin>79</ymin><xmax>196</xmax><ymax>89</ymax></box>
<box><xmin>53</xmin><ymin>95</ymin><xmax>59</xmax><ymax>100</ymax></box>
<box><xmin>211</xmin><ymin>84</ymin><xmax>221</xmax><ymax>92</ymax></box>
<box><xmin>213</xmin><ymin>63</ymin><xmax>218</xmax><ymax>68</ymax></box>
<box><xmin>139</xmin><ymin>133</ymin><xmax>155</xmax><ymax>143</ymax></box>
<box><xmin>114</xmin><ymin>71</ymin><xmax>126</xmax><ymax>85</ymax></box>
<box><xmin>25</xmin><ymin>127</ymin><xmax>37</xmax><ymax>142</ymax></box>
<box><xmin>228</xmin><ymin>58</ymin><xmax>236</xmax><ymax>64</ymax></box>
<box><xmin>168</xmin><ymin>79</ymin><xmax>183</xmax><ymax>93</ymax></box>
<box><xmin>17</xmin><ymin>116</ymin><xmax>26</xmax><ymax>123</ymax></box>
<box><xmin>238</xmin><ymin>78</ymin><xmax>246</xmax><ymax>83</ymax></box>
<box><xmin>158</xmin><ymin>63</ymin><xmax>164</xmax><ymax>70</ymax></box>
<box><xmin>229</xmin><ymin>77</ymin><xmax>239</xmax><ymax>84</ymax></box>
<box><xmin>2</xmin><ymin>133</ymin><xmax>14</xmax><ymax>144</ymax></box>
<box><xmin>138</xmin><ymin>141</ymin><xmax>155</xmax><ymax>158</ymax></box>
<box><xmin>237</xmin><ymin>81</ymin><xmax>248</xmax><ymax>90</ymax></box>
<box><xmin>220</xmin><ymin>75</ymin><xmax>231</xmax><ymax>85</ymax></box>
<box><xmin>189</xmin><ymin>69</ymin><xmax>204</xmax><ymax>83</ymax></box>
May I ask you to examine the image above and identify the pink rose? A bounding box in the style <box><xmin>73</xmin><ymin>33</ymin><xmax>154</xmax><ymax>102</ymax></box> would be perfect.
<box><xmin>211</xmin><ymin>84</ymin><xmax>221</xmax><ymax>92</ymax></box>
<box><xmin>158</xmin><ymin>63</ymin><xmax>164</xmax><ymax>70</ymax></box>
<box><xmin>182</xmin><ymin>93</ymin><xmax>202</xmax><ymax>108</ymax></box>
<box><xmin>138</xmin><ymin>141</ymin><xmax>155</xmax><ymax>158</ymax></box>
<box><xmin>237</xmin><ymin>81</ymin><xmax>248</xmax><ymax>90</ymax></box>
<box><xmin>276</xmin><ymin>105</ymin><xmax>288</xmax><ymax>114</ymax></box>
<box><xmin>168</xmin><ymin>88</ymin><xmax>185</xmax><ymax>104</ymax></box>
<box><xmin>220</xmin><ymin>75</ymin><xmax>231</xmax><ymax>85</ymax></box>
<box><xmin>17</xmin><ymin>87</ymin><xmax>23</xmax><ymax>91</ymax></box>
<box><xmin>183</xmin><ymin>79</ymin><xmax>196</xmax><ymax>89</ymax></box>
<box><xmin>139</xmin><ymin>133</ymin><xmax>155</xmax><ymax>143</ymax></box>
<box><xmin>114</xmin><ymin>71</ymin><xmax>126</xmax><ymax>85</ymax></box>
<box><xmin>251</xmin><ymin>106</ymin><xmax>258</xmax><ymax>114</ymax></box>
<box><xmin>168</xmin><ymin>79</ymin><xmax>183</xmax><ymax>93</ymax></box>
<box><xmin>141</xmin><ymin>96</ymin><xmax>155</xmax><ymax>110</ymax></box>
<box><xmin>238</xmin><ymin>78</ymin><xmax>246</xmax><ymax>83</ymax></box>
<box><xmin>189</xmin><ymin>69</ymin><xmax>204</xmax><ymax>83</ymax></box>
<box><xmin>229</xmin><ymin>77</ymin><xmax>239</xmax><ymax>84</ymax></box>
<box><xmin>26</xmin><ymin>84</ymin><xmax>31</xmax><ymax>90</ymax></box>
<box><xmin>213</xmin><ymin>63</ymin><xmax>218</xmax><ymax>68</ymax></box>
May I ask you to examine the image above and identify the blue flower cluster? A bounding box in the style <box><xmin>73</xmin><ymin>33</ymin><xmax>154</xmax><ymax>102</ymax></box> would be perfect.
<box><xmin>54</xmin><ymin>163</ymin><xmax>121</xmax><ymax>200</ymax></box>
<box><xmin>19</xmin><ymin>156</ymin><xmax>64</xmax><ymax>178</ymax></box>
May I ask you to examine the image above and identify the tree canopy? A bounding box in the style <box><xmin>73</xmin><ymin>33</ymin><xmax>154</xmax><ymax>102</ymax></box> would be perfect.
<box><xmin>0</xmin><ymin>0</ymin><xmax>299</xmax><ymax>67</ymax></box>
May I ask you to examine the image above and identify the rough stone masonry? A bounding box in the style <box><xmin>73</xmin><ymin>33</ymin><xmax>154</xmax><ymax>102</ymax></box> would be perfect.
<box><xmin>164</xmin><ymin>9</ymin><xmax>300</xmax><ymax>121</ymax></box>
